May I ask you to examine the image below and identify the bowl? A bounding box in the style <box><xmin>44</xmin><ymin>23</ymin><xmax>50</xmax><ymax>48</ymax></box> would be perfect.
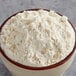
<box><xmin>0</xmin><ymin>9</ymin><xmax>76</xmax><ymax>76</ymax></box>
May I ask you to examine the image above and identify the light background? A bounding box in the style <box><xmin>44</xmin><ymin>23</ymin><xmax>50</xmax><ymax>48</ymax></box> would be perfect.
<box><xmin>0</xmin><ymin>0</ymin><xmax>76</xmax><ymax>76</ymax></box>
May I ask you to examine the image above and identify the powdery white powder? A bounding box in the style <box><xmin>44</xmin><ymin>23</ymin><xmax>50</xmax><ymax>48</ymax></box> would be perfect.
<box><xmin>0</xmin><ymin>10</ymin><xmax>75</xmax><ymax>67</ymax></box>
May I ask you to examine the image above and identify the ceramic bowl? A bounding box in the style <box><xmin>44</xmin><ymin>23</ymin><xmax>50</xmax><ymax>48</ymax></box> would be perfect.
<box><xmin>0</xmin><ymin>9</ymin><xmax>76</xmax><ymax>76</ymax></box>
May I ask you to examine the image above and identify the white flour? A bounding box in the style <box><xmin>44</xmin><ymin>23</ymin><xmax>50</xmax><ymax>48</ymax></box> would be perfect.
<box><xmin>0</xmin><ymin>10</ymin><xmax>75</xmax><ymax>67</ymax></box>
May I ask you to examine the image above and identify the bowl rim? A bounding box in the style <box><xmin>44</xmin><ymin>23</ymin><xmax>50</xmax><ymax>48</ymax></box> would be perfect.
<box><xmin>0</xmin><ymin>8</ymin><xmax>76</xmax><ymax>71</ymax></box>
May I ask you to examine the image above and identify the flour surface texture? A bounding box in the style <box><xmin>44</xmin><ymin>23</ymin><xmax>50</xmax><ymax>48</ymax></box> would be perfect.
<box><xmin>1</xmin><ymin>10</ymin><xmax>75</xmax><ymax>67</ymax></box>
